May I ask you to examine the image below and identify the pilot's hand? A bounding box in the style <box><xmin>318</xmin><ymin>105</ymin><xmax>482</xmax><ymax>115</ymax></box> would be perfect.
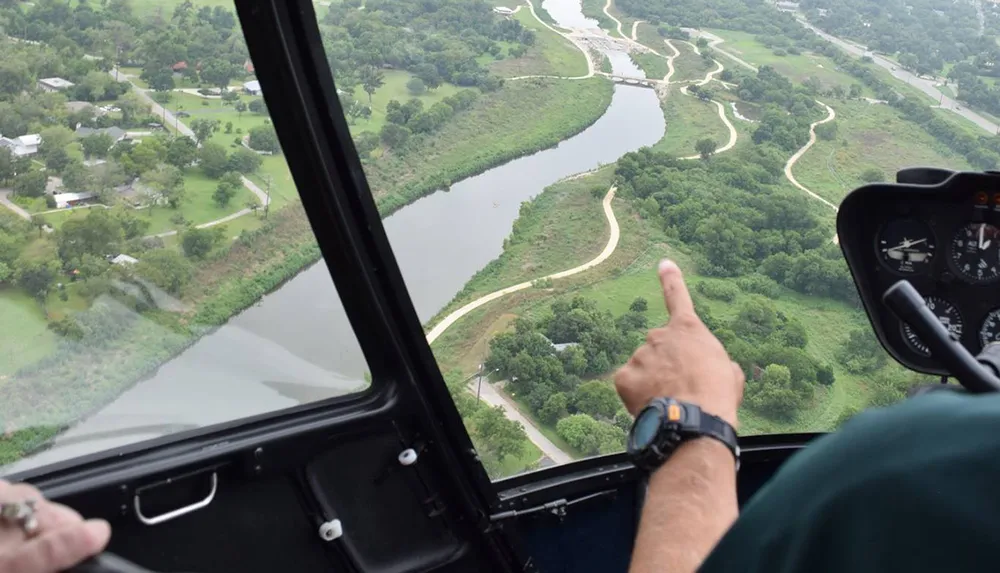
<box><xmin>0</xmin><ymin>480</ymin><xmax>110</xmax><ymax>573</ymax></box>
<box><xmin>614</xmin><ymin>260</ymin><xmax>744</xmax><ymax>428</ymax></box>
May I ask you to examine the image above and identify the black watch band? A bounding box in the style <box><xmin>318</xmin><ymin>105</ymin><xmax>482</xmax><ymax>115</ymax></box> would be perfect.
<box><xmin>627</xmin><ymin>398</ymin><xmax>740</xmax><ymax>473</ymax></box>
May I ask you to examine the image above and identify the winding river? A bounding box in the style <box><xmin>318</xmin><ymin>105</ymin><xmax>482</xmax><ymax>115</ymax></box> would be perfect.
<box><xmin>9</xmin><ymin>0</ymin><xmax>665</xmax><ymax>474</ymax></box>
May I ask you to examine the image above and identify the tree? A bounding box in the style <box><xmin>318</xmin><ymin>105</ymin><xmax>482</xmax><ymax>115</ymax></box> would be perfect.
<box><xmin>406</xmin><ymin>77</ymin><xmax>427</xmax><ymax>96</ymax></box>
<box><xmin>248</xmin><ymin>99</ymin><xmax>266</xmax><ymax>114</ymax></box>
<box><xmin>245</xmin><ymin>195</ymin><xmax>262</xmax><ymax>216</ymax></box>
<box><xmin>221</xmin><ymin>91</ymin><xmax>240</xmax><ymax>105</ymax></box>
<box><xmin>212</xmin><ymin>171</ymin><xmax>241</xmax><ymax>207</ymax></box>
<box><xmin>61</xmin><ymin>160</ymin><xmax>93</xmax><ymax>192</ymax></box>
<box><xmin>695</xmin><ymin>138</ymin><xmax>718</xmax><ymax>161</ymax></box>
<box><xmin>859</xmin><ymin>167</ymin><xmax>885</xmax><ymax>183</ymax></box>
<box><xmin>360</xmin><ymin>65</ymin><xmax>385</xmax><ymax>104</ymax></box>
<box><xmin>40</xmin><ymin>126</ymin><xmax>74</xmax><ymax>156</ymax></box>
<box><xmin>234</xmin><ymin>100</ymin><xmax>247</xmax><ymax>119</ymax></box>
<box><xmin>76</xmin><ymin>253</ymin><xmax>109</xmax><ymax>282</ymax></box>
<box><xmin>0</xmin><ymin>261</ymin><xmax>12</xmax><ymax>284</ymax></box>
<box><xmin>473</xmin><ymin>405</ymin><xmax>526</xmax><ymax>462</ymax></box>
<box><xmin>15</xmin><ymin>257</ymin><xmax>60</xmax><ymax>305</ymax></box>
<box><xmin>57</xmin><ymin>209</ymin><xmax>123</xmax><ymax>263</ymax></box>
<box><xmin>0</xmin><ymin>148</ymin><xmax>13</xmax><ymax>184</ymax></box>
<box><xmin>199</xmin><ymin>142</ymin><xmax>230</xmax><ymax>178</ymax></box>
<box><xmin>190</xmin><ymin>118</ymin><xmax>220</xmax><ymax>145</ymax></box>
<box><xmin>143</xmin><ymin>67</ymin><xmax>175</xmax><ymax>92</ymax></box>
<box><xmin>0</xmin><ymin>60</ymin><xmax>32</xmax><ymax>98</ymax></box>
<box><xmin>181</xmin><ymin>227</ymin><xmax>222</xmax><ymax>258</ymax></box>
<box><xmin>136</xmin><ymin>249</ymin><xmax>194</xmax><ymax>295</ymax></box>
<box><xmin>13</xmin><ymin>171</ymin><xmax>46</xmax><ymax>198</ymax></box>
<box><xmin>838</xmin><ymin>328</ymin><xmax>888</xmax><ymax>374</ymax></box>
<box><xmin>227</xmin><ymin>147</ymin><xmax>262</xmax><ymax>174</ymax></box>
<box><xmin>247</xmin><ymin>125</ymin><xmax>279</xmax><ymax>153</ymax></box>
<box><xmin>539</xmin><ymin>392</ymin><xmax>569</xmax><ymax>424</ymax></box>
<box><xmin>126</xmin><ymin>140</ymin><xmax>163</xmax><ymax>176</ymax></box>
<box><xmin>118</xmin><ymin>92</ymin><xmax>150</xmax><ymax>126</ymax></box>
<box><xmin>80</xmin><ymin>134</ymin><xmax>115</xmax><ymax>159</ymax></box>
<box><xmin>573</xmin><ymin>381</ymin><xmax>620</xmax><ymax>419</ymax></box>
<box><xmin>629</xmin><ymin>297</ymin><xmax>648</xmax><ymax>313</ymax></box>
<box><xmin>413</xmin><ymin>63</ymin><xmax>442</xmax><ymax>89</ymax></box>
<box><xmin>199</xmin><ymin>59</ymin><xmax>241</xmax><ymax>91</ymax></box>
<box><xmin>166</xmin><ymin>136</ymin><xmax>198</xmax><ymax>169</ymax></box>
<box><xmin>815</xmin><ymin>121</ymin><xmax>838</xmax><ymax>141</ymax></box>
<box><xmin>380</xmin><ymin>123</ymin><xmax>411</xmax><ymax>148</ymax></box>
<box><xmin>696</xmin><ymin>37</ymin><xmax>709</xmax><ymax>49</ymax></box>
<box><xmin>144</xmin><ymin>164</ymin><xmax>185</xmax><ymax>208</ymax></box>
<box><xmin>849</xmin><ymin>84</ymin><xmax>863</xmax><ymax>99</ymax></box>
<box><xmin>224</xmin><ymin>121</ymin><xmax>233</xmax><ymax>134</ymax></box>
<box><xmin>556</xmin><ymin>414</ymin><xmax>625</xmax><ymax>456</ymax></box>
<box><xmin>45</xmin><ymin>147</ymin><xmax>71</xmax><ymax>173</ymax></box>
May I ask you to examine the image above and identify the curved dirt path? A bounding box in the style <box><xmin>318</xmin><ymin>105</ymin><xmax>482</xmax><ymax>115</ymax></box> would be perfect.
<box><xmin>603</xmin><ymin>0</ymin><xmax>627</xmax><ymax>39</ymax></box>
<box><xmin>784</xmin><ymin>102</ymin><xmax>839</xmax><ymax>211</ymax></box>
<box><xmin>510</xmin><ymin>0</ymin><xmax>596</xmax><ymax>81</ymax></box>
<box><xmin>661</xmin><ymin>44</ymin><xmax>737</xmax><ymax>160</ymax></box>
<box><xmin>662</xmin><ymin>38</ymin><xmax>680</xmax><ymax>82</ymax></box>
<box><xmin>631</xmin><ymin>20</ymin><xmax>643</xmax><ymax>41</ymax></box>
<box><xmin>426</xmin><ymin>185</ymin><xmax>619</xmax><ymax>344</ymax></box>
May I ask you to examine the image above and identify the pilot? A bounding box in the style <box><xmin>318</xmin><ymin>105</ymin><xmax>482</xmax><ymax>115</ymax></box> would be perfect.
<box><xmin>0</xmin><ymin>480</ymin><xmax>109</xmax><ymax>572</ymax></box>
<box><xmin>618</xmin><ymin>259</ymin><xmax>1000</xmax><ymax>572</ymax></box>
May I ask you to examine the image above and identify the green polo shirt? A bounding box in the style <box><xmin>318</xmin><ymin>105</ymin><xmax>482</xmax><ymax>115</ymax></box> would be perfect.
<box><xmin>701</xmin><ymin>390</ymin><xmax>1000</xmax><ymax>572</ymax></box>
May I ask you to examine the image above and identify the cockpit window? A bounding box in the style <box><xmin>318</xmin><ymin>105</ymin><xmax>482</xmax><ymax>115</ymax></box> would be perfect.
<box><xmin>2</xmin><ymin>0</ymin><xmax>993</xmax><ymax>482</ymax></box>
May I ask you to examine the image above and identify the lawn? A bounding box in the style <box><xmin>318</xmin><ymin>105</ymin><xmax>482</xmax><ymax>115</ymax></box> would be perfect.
<box><xmin>347</xmin><ymin>70</ymin><xmax>464</xmax><ymax>135</ymax></box>
<box><xmin>793</xmin><ymin>100</ymin><xmax>974</xmax><ymax>205</ymax></box>
<box><xmin>706</xmin><ymin>29</ymin><xmax>860</xmax><ymax>91</ymax></box>
<box><xmin>0</xmin><ymin>289</ymin><xmax>56</xmax><ymax>378</ymax></box>
<box><xmin>490</xmin><ymin>10</ymin><xmax>589</xmax><ymax>78</ymax></box>
<box><xmin>653</xmin><ymin>90</ymin><xmax>731</xmax><ymax>157</ymax></box>
<box><xmin>634</xmin><ymin>22</ymin><xmax>667</xmax><ymax>54</ymax></box>
<box><xmin>44</xmin><ymin>173</ymin><xmax>254</xmax><ymax>236</ymax></box>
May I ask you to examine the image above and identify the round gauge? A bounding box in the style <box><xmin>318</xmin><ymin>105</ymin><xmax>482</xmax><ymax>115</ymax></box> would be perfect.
<box><xmin>980</xmin><ymin>309</ymin><xmax>1000</xmax><ymax>348</ymax></box>
<box><xmin>901</xmin><ymin>296</ymin><xmax>963</xmax><ymax>356</ymax></box>
<box><xmin>949</xmin><ymin>222</ymin><xmax>1000</xmax><ymax>284</ymax></box>
<box><xmin>877</xmin><ymin>219</ymin><xmax>936</xmax><ymax>274</ymax></box>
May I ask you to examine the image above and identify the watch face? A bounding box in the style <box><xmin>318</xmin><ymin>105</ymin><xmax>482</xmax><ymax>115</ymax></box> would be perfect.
<box><xmin>631</xmin><ymin>406</ymin><xmax>662</xmax><ymax>450</ymax></box>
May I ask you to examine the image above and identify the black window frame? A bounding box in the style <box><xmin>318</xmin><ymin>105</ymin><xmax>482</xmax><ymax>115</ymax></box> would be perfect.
<box><xmin>7</xmin><ymin>0</ymin><xmax>501</xmax><ymax>515</ymax></box>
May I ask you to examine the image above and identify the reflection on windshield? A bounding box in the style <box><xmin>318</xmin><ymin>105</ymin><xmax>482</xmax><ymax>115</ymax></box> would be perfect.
<box><xmin>0</xmin><ymin>0</ymin><xmax>994</xmax><ymax>480</ymax></box>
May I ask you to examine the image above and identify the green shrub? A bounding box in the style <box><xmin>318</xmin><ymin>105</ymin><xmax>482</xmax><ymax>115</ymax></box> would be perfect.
<box><xmin>696</xmin><ymin>280</ymin><xmax>739</xmax><ymax>302</ymax></box>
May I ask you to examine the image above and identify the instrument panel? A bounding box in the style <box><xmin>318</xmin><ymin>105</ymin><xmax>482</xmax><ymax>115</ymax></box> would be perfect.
<box><xmin>838</xmin><ymin>171</ymin><xmax>1000</xmax><ymax>375</ymax></box>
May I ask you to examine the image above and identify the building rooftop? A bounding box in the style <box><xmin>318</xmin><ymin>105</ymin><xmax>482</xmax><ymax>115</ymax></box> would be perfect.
<box><xmin>38</xmin><ymin>77</ymin><xmax>75</xmax><ymax>89</ymax></box>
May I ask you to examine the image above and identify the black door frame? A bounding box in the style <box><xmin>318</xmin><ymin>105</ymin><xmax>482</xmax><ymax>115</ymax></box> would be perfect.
<box><xmin>9</xmin><ymin>0</ymin><xmax>523</xmax><ymax>567</ymax></box>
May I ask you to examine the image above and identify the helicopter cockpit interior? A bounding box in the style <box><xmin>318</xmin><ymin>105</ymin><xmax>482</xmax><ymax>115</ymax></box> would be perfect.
<box><xmin>10</xmin><ymin>0</ymin><xmax>1000</xmax><ymax>571</ymax></box>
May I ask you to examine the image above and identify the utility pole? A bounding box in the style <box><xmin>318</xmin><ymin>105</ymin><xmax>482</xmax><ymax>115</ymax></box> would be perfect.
<box><xmin>476</xmin><ymin>363</ymin><xmax>484</xmax><ymax>403</ymax></box>
<box><xmin>264</xmin><ymin>175</ymin><xmax>272</xmax><ymax>219</ymax></box>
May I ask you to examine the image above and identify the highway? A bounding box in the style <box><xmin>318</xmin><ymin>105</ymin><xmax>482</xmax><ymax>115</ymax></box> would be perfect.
<box><xmin>795</xmin><ymin>18</ymin><xmax>999</xmax><ymax>136</ymax></box>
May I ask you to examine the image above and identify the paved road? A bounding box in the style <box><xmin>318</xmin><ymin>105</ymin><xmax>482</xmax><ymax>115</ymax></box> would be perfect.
<box><xmin>471</xmin><ymin>379</ymin><xmax>573</xmax><ymax>464</ymax></box>
<box><xmin>0</xmin><ymin>190</ymin><xmax>32</xmax><ymax>221</ymax></box>
<box><xmin>112</xmin><ymin>68</ymin><xmax>196</xmax><ymax>139</ymax></box>
<box><xmin>795</xmin><ymin>18</ymin><xmax>998</xmax><ymax>135</ymax></box>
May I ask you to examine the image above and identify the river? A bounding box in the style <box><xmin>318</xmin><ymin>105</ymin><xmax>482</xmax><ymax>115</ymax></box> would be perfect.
<box><xmin>7</xmin><ymin>1</ymin><xmax>665</xmax><ymax>474</ymax></box>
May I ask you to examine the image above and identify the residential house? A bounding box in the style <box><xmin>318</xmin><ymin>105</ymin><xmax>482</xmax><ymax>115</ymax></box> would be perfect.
<box><xmin>244</xmin><ymin>80</ymin><xmax>262</xmax><ymax>95</ymax></box>
<box><xmin>75</xmin><ymin>126</ymin><xmax>128</xmax><ymax>143</ymax></box>
<box><xmin>37</xmin><ymin>77</ymin><xmax>75</xmax><ymax>92</ymax></box>
<box><xmin>493</xmin><ymin>6</ymin><xmax>515</xmax><ymax>15</ymax></box>
<box><xmin>53</xmin><ymin>192</ymin><xmax>96</xmax><ymax>209</ymax></box>
<box><xmin>0</xmin><ymin>134</ymin><xmax>41</xmax><ymax>157</ymax></box>
<box><xmin>110</xmin><ymin>254</ymin><xmax>138</xmax><ymax>266</ymax></box>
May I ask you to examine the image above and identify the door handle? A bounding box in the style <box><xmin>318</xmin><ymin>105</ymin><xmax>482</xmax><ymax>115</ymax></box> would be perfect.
<box><xmin>133</xmin><ymin>472</ymin><xmax>218</xmax><ymax>526</ymax></box>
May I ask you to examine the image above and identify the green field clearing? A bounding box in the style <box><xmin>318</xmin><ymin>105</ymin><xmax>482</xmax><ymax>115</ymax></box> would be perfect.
<box><xmin>348</xmin><ymin>71</ymin><xmax>464</xmax><ymax>135</ymax></box>
<box><xmin>671</xmin><ymin>40</ymin><xmax>713</xmax><ymax>84</ymax></box>
<box><xmin>490</xmin><ymin>10</ymin><xmax>589</xmax><ymax>78</ymax></box>
<box><xmin>632</xmin><ymin>53</ymin><xmax>670</xmax><ymax>81</ymax></box>
<box><xmin>0</xmin><ymin>289</ymin><xmax>57</xmax><ymax>378</ymax></box>
<box><xmin>707</xmin><ymin>29</ymin><xmax>859</xmax><ymax>90</ymax></box>
<box><xmin>653</xmin><ymin>91</ymin><xmax>731</xmax><ymax>157</ymax></box>
<box><xmin>793</xmin><ymin>100</ymin><xmax>974</xmax><ymax>205</ymax></box>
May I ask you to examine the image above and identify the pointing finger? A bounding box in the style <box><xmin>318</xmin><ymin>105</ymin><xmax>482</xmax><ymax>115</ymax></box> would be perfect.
<box><xmin>658</xmin><ymin>259</ymin><xmax>695</xmax><ymax>320</ymax></box>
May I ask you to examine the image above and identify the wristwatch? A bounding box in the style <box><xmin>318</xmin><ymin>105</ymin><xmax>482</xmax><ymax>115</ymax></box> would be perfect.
<box><xmin>627</xmin><ymin>398</ymin><xmax>740</xmax><ymax>472</ymax></box>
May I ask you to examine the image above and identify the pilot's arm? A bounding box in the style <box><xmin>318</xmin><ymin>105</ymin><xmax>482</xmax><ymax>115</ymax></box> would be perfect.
<box><xmin>615</xmin><ymin>260</ymin><xmax>744</xmax><ymax>573</ymax></box>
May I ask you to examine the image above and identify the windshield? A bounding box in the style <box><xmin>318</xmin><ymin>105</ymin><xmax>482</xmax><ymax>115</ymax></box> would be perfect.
<box><xmin>0</xmin><ymin>0</ymin><xmax>984</xmax><ymax>480</ymax></box>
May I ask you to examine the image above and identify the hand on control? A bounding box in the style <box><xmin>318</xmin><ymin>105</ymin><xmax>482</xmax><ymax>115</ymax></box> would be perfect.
<box><xmin>0</xmin><ymin>480</ymin><xmax>110</xmax><ymax>573</ymax></box>
<box><xmin>614</xmin><ymin>260</ymin><xmax>745</xmax><ymax>428</ymax></box>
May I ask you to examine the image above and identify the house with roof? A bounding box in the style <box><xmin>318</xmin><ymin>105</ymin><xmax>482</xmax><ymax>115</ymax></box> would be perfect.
<box><xmin>75</xmin><ymin>126</ymin><xmax>128</xmax><ymax>143</ymax></box>
<box><xmin>53</xmin><ymin>192</ymin><xmax>96</xmax><ymax>209</ymax></box>
<box><xmin>0</xmin><ymin>134</ymin><xmax>41</xmax><ymax>157</ymax></box>
<box><xmin>37</xmin><ymin>77</ymin><xmax>75</xmax><ymax>92</ymax></box>
<box><xmin>244</xmin><ymin>80</ymin><xmax>262</xmax><ymax>95</ymax></box>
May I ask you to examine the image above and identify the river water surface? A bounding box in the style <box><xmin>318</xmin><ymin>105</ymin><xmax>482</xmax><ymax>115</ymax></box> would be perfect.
<box><xmin>9</xmin><ymin>0</ymin><xmax>665</xmax><ymax>473</ymax></box>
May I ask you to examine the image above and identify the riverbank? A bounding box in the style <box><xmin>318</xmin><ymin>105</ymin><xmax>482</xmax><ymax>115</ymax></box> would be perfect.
<box><xmin>0</xmin><ymin>77</ymin><xmax>619</xmax><ymax>468</ymax></box>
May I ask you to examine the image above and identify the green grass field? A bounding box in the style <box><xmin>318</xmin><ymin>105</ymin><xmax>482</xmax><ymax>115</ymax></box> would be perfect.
<box><xmin>633</xmin><ymin>53</ymin><xmax>670</xmax><ymax>81</ymax></box>
<box><xmin>348</xmin><ymin>71</ymin><xmax>464</xmax><ymax>135</ymax></box>
<box><xmin>363</xmin><ymin>77</ymin><xmax>614</xmax><ymax>213</ymax></box>
<box><xmin>671</xmin><ymin>41</ymin><xmax>713</xmax><ymax>84</ymax></box>
<box><xmin>707</xmin><ymin>29</ymin><xmax>859</xmax><ymax>91</ymax></box>
<box><xmin>490</xmin><ymin>10</ymin><xmax>589</xmax><ymax>78</ymax></box>
<box><xmin>793</xmin><ymin>100</ymin><xmax>974</xmax><ymax>205</ymax></box>
<box><xmin>45</xmin><ymin>172</ymin><xmax>254</xmax><ymax>235</ymax></box>
<box><xmin>0</xmin><ymin>289</ymin><xmax>57</xmax><ymax>379</ymax></box>
<box><xmin>634</xmin><ymin>22</ymin><xmax>667</xmax><ymax>54</ymax></box>
<box><xmin>653</xmin><ymin>91</ymin><xmax>730</xmax><ymax>157</ymax></box>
